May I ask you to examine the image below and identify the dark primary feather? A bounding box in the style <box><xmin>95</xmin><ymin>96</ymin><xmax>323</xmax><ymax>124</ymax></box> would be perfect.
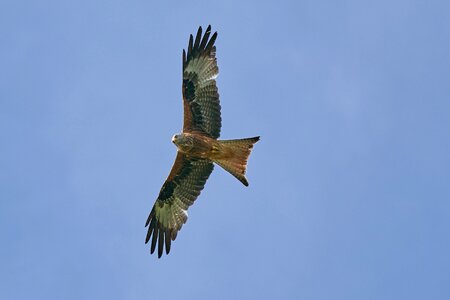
<box><xmin>182</xmin><ymin>25</ymin><xmax>221</xmax><ymax>139</ymax></box>
<box><xmin>145</xmin><ymin>153</ymin><xmax>214</xmax><ymax>258</ymax></box>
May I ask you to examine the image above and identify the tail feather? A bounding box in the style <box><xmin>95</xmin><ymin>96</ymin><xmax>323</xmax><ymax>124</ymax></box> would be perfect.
<box><xmin>212</xmin><ymin>136</ymin><xmax>260</xmax><ymax>186</ymax></box>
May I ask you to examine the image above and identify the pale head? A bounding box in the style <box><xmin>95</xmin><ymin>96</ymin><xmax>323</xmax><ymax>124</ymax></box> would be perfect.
<box><xmin>171</xmin><ymin>133</ymin><xmax>195</xmax><ymax>153</ymax></box>
<box><xmin>171</xmin><ymin>134</ymin><xmax>181</xmax><ymax>145</ymax></box>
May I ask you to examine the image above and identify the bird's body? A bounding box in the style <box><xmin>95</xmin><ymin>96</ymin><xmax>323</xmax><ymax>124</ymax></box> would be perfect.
<box><xmin>172</xmin><ymin>132</ymin><xmax>215</xmax><ymax>159</ymax></box>
<box><xmin>145</xmin><ymin>26</ymin><xmax>259</xmax><ymax>258</ymax></box>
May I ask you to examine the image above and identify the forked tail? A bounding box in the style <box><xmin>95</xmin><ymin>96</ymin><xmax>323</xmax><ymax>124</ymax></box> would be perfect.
<box><xmin>212</xmin><ymin>136</ymin><xmax>260</xmax><ymax>186</ymax></box>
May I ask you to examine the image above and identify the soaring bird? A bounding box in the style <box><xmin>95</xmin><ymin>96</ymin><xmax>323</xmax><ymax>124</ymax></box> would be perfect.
<box><xmin>145</xmin><ymin>25</ymin><xmax>259</xmax><ymax>258</ymax></box>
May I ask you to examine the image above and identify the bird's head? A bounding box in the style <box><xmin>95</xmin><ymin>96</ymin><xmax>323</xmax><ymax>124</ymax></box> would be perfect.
<box><xmin>172</xmin><ymin>133</ymin><xmax>194</xmax><ymax>152</ymax></box>
<box><xmin>172</xmin><ymin>134</ymin><xmax>181</xmax><ymax>145</ymax></box>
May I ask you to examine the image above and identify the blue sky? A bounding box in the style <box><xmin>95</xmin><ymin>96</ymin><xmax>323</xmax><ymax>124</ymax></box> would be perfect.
<box><xmin>1</xmin><ymin>0</ymin><xmax>449</xmax><ymax>299</ymax></box>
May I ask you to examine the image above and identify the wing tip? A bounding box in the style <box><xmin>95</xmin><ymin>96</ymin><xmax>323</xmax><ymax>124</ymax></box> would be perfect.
<box><xmin>185</xmin><ymin>25</ymin><xmax>218</xmax><ymax>63</ymax></box>
<box><xmin>145</xmin><ymin>212</ymin><xmax>176</xmax><ymax>258</ymax></box>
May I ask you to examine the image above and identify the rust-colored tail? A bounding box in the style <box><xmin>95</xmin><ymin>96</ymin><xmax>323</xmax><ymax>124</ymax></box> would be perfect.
<box><xmin>212</xmin><ymin>136</ymin><xmax>260</xmax><ymax>186</ymax></box>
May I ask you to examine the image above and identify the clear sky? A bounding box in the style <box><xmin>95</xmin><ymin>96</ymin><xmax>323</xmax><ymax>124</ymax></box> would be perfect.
<box><xmin>1</xmin><ymin>0</ymin><xmax>449</xmax><ymax>299</ymax></box>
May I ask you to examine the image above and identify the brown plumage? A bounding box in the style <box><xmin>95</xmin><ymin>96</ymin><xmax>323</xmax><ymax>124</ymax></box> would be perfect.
<box><xmin>145</xmin><ymin>25</ymin><xmax>259</xmax><ymax>258</ymax></box>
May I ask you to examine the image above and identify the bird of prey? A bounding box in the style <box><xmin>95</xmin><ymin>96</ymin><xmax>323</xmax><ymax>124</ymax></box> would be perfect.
<box><xmin>145</xmin><ymin>25</ymin><xmax>259</xmax><ymax>258</ymax></box>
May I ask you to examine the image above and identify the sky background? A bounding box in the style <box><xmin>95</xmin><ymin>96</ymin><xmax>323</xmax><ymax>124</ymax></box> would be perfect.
<box><xmin>1</xmin><ymin>0</ymin><xmax>449</xmax><ymax>299</ymax></box>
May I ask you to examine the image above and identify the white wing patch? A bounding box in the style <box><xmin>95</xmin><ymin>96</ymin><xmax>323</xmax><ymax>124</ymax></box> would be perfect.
<box><xmin>155</xmin><ymin>200</ymin><xmax>188</xmax><ymax>230</ymax></box>
<box><xmin>185</xmin><ymin>55</ymin><xmax>219</xmax><ymax>88</ymax></box>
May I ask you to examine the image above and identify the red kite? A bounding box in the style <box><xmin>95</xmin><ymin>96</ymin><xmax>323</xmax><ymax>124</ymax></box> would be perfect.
<box><xmin>145</xmin><ymin>25</ymin><xmax>259</xmax><ymax>258</ymax></box>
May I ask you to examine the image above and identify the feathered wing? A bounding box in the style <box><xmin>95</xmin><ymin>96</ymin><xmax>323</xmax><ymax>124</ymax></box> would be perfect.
<box><xmin>182</xmin><ymin>25</ymin><xmax>221</xmax><ymax>139</ymax></box>
<box><xmin>145</xmin><ymin>152</ymin><xmax>214</xmax><ymax>258</ymax></box>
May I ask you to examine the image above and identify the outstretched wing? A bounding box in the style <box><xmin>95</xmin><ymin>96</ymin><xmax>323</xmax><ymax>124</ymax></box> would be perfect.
<box><xmin>145</xmin><ymin>152</ymin><xmax>214</xmax><ymax>258</ymax></box>
<box><xmin>182</xmin><ymin>25</ymin><xmax>221</xmax><ymax>139</ymax></box>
